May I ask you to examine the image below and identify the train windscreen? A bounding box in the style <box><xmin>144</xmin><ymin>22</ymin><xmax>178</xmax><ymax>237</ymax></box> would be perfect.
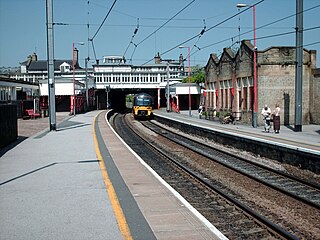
<box><xmin>136</xmin><ymin>97</ymin><xmax>151</xmax><ymax>106</ymax></box>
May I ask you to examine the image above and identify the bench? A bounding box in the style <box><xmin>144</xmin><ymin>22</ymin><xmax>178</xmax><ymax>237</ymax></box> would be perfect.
<box><xmin>25</xmin><ymin>109</ymin><xmax>41</xmax><ymax>119</ymax></box>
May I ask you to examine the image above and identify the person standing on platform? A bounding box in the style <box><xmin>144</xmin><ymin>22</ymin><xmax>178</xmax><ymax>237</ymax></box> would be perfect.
<box><xmin>198</xmin><ymin>104</ymin><xmax>204</xmax><ymax>117</ymax></box>
<box><xmin>261</xmin><ymin>104</ymin><xmax>271</xmax><ymax>132</ymax></box>
<box><xmin>272</xmin><ymin>103</ymin><xmax>281</xmax><ymax>134</ymax></box>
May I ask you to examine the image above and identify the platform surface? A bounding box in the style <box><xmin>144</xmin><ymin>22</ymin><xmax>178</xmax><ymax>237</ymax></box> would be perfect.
<box><xmin>0</xmin><ymin>111</ymin><xmax>225</xmax><ymax>240</ymax></box>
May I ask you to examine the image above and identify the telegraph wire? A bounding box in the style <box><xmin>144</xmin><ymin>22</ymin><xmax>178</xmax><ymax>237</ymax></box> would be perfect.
<box><xmin>140</xmin><ymin>0</ymin><xmax>264</xmax><ymax>66</ymax></box>
<box><xmin>135</xmin><ymin>0</ymin><xmax>195</xmax><ymax>46</ymax></box>
<box><xmin>89</xmin><ymin>0</ymin><xmax>117</xmax><ymax>65</ymax></box>
<box><xmin>129</xmin><ymin>44</ymin><xmax>138</xmax><ymax>64</ymax></box>
<box><xmin>244</xmin><ymin>3</ymin><xmax>320</xmax><ymax>38</ymax></box>
<box><xmin>200</xmin><ymin>2</ymin><xmax>320</xmax><ymax>51</ymax></box>
<box><xmin>256</xmin><ymin>25</ymin><xmax>320</xmax><ymax>41</ymax></box>
<box><xmin>303</xmin><ymin>41</ymin><xmax>320</xmax><ymax>47</ymax></box>
<box><xmin>189</xmin><ymin>25</ymin><xmax>320</xmax><ymax>60</ymax></box>
<box><xmin>130</xmin><ymin>0</ymin><xmax>195</xmax><ymax>61</ymax></box>
<box><xmin>91</xmin><ymin>0</ymin><xmax>118</xmax><ymax>40</ymax></box>
<box><xmin>205</xmin><ymin>0</ymin><xmax>264</xmax><ymax>33</ymax></box>
<box><xmin>122</xmin><ymin>19</ymin><xmax>140</xmax><ymax>62</ymax></box>
<box><xmin>185</xmin><ymin>3</ymin><xmax>320</xmax><ymax>61</ymax></box>
<box><xmin>189</xmin><ymin>19</ymin><xmax>206</xmax><ymax>57</ymax></box>
<box><xmin>145</xmin><ymin>1</ymin><xmax>319</xmax><ymax>66</ymax></box>
<box><xmin>91</xmin><ymin>40</ymin><xmax>98</xmax><ymax>63</ymax></box>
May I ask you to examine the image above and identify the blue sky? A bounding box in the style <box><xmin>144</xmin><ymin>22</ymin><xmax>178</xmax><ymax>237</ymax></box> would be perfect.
<box><xmin>0</xmin><ymin>0</ymin><xmax>319</xmax><ymax>68</ymax></box>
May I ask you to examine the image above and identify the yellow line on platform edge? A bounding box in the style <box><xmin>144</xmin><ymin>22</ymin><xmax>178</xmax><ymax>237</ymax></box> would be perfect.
<box><xmin>93</xmin><ymin>114</ymin><xmax>133</xmax><ymax>240</ymax></box>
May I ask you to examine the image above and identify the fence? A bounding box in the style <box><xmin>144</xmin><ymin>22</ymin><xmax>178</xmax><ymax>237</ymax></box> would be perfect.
<box><xmin>0</xmin><ymin>104</ymin><xmax>17</xmax><ymax>148</ymax></box>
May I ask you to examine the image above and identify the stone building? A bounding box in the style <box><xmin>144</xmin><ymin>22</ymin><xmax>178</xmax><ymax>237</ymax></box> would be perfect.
<box><xmin>204</xmin><ymin>40</ymin><xmax>320</xmax><ymax>126</ymax></box>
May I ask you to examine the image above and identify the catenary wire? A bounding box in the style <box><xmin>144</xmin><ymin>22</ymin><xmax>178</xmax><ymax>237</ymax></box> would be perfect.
<box><xmin>167</xmin><ymin>2</ymin><xmax>320</xmax><ymax>64</ymax></box>
<box><xmin>122</xmin><ymin>19</ymin><xmax>139</xmax><ymax>61</ymax></box>
<box><xmin>91</xmin><ymin>0</ymin><xmax>118</xmax><ymax>40</ymax></box>
<box><xmin>129</xmin><ymin>0</ymin><xmax>195</xmax><ymax>60</ymax></box>
<box><xmin>139</xmin><ymin>0</ymin><xmax>264</xmax><ymax>66</ymax></box>
<box><xmin>189</xmin><ymin>3</ymin><xmax>320</xmax><ymax>59</ymax></box>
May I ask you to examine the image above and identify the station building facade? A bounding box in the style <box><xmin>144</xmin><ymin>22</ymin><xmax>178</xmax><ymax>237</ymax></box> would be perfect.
<box><xmin>205</xmin><ymin>40</ymin><xmax>320</xmax><ymax>125</ymax></box>
<box><xmin>5</xmin><ymin>51</ymin><xmax>190</xmax><ymax>113</ymax></box>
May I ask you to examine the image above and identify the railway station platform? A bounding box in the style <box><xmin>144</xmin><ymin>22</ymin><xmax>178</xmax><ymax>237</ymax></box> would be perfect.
<box><xmin>0</xmin><ymin>110</ymin><xmax>225</xmax><ymax>240</ymax></box>
<box><xmin>153</xmin><ymin>109</ymin><xmax>320</xmax><ymax>153</ymax></box>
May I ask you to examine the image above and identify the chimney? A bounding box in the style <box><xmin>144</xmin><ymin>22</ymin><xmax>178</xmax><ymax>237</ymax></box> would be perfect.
<box><xmin>31</xmin><ymin>52</ymin><xmax>38</xmax><ymax>61</ymax></box>
<box><xmin>310</xmin><ymin>50</ymin><xmax>317</xmax><ymax>69</ymax></box>
<box><xmin>73</xmin><ymin>47</ymin><xmax>79</xmax><ymax>66</ymax></box>
<box><xmin>179</xmin><ymin>53</ymin><xmax>184</xmax><ymax>66</ymax></box>
<box><xmin>154</xmin><ymin>52</ymin><xmax>161</xmax><ymax>64</ymax></box>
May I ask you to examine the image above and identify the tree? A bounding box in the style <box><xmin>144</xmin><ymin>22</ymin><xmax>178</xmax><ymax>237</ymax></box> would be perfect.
<box><xmin>181</xmin><ymin>65</ymin><xmax>205</xmax><ymax>84</ymax></box>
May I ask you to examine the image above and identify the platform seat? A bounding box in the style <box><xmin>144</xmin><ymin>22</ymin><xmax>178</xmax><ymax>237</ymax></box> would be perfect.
<box><xmin>25</xmin><ymin>109</ymin><xmax>41</xmax><ymax>119</ymax></box>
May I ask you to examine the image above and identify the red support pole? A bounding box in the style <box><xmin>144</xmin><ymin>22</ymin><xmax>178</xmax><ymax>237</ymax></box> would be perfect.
<box><xmin>72</xmin><ymin>42</ymin><xmax>76</xmax><ymax>115</ymax></box>
<box><xmin>253</xmin><ymin>5</ymin><xmax>258</xmax><ymax>127</ymax></box>
<box><xmin>188</xmin><ymin>46</ymin><xmax>191</xmax><ymax>117</ymax></box>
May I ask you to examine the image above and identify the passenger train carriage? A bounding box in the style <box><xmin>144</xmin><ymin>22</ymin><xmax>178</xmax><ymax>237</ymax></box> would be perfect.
<box><xmin>132</xmin><ymin>93</ymin><xmax>153</xmax><ymax>119</ymax></box>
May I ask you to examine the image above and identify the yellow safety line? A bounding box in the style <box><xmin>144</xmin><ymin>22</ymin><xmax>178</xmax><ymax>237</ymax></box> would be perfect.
<box><xmin>92</xmin><ymin>114</ymin><xmax>133</xmax><ymax>240</ymax></box>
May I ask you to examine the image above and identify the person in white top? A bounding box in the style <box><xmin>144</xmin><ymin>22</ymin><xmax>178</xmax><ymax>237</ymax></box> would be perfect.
<box><xmin>272</xmin><ymin>103</ymin><xmax>281</xmax><ymax>133</ymax></box>
<box><xmin>261</xmin><ymin>104</ymin><xmax>271</xmax><ymax>132</ymax></box>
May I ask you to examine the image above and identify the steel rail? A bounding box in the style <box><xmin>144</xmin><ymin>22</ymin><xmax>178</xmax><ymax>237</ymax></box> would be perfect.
<box><xmin>120</xmin><ymin>115</ymin><xmax>300</xmax><ymax>240</ymax></box>
<box><xmin>143</xmin><ymin>121</ymin><xmax>320</xmax><ymax>209</ymax></box>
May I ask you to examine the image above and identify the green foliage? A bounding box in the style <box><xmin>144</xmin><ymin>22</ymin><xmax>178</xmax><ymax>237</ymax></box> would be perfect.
<box><xmin>126</xmin><ymin>94</ymin><xmax>134</xmax><ymax>102</ymax></box>
<box><xmin>181</xmin><ymin>65</ymin><xmax>205</xmax><ymax>84</ymax></box>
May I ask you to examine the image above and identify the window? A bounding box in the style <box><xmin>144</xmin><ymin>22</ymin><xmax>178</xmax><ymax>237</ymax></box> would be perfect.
<box><xmin>134</xmin><ymin>97</ymin><xmax>152</xmax><ymax>106</ymax></box>
<box><xmin>243</xmin><ymin>87</ymin><xmax>247</xmax><ymax>111</ymax></box>
<box><xmin>237</xmin><ymin>78</ymin><xmax>241</xmax><ymax>88</ymax></box>
<box><xmin>220</xmin><ymin>89</ymin><xmax>224</xmax><ymax>109</ymax></box>
<box><xmin>59</xmin><ymin>62</ymin><xmax>71</xmax><ymax>73</ymax></box>
<box><xmin>249</xmin><ymin>86</ymin><xmax>254</xmax><ymax>111</ymax></box>
<box><xmin>225</xmin><ymin>89</ymin><xmax>228</xmax><ymax>109</ymax></box>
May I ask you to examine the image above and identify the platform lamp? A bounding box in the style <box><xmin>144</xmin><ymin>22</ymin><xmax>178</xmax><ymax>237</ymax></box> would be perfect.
<box><xmin>237</xmin><ymin>3</ymin><xmax>257</xmax><ymax>128</ymax></box>
<box><xmin>179</xmin><ymin>45</ymin><xmax>191</xmax><ymax>117</ymax></box>
<box><xmin>72</xmin><ymin>42</ymin><xmax>84</xmax><ymax>115</ymax></box>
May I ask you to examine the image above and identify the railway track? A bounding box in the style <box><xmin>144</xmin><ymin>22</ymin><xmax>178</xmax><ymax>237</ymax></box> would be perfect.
<box><xmin>110</xmin><ymin>112</ymin><xmax>320</xmax><ymax>239</ymax></box>
<box><xmin>142</xmin><ymin>120</ymin><xmax>320</xmax><ymax>209</ymax></box>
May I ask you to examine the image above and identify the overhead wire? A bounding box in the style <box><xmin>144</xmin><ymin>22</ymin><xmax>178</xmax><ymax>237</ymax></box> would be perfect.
<box><xmin>122</xmin><ymin>18</ymin><xmax>140</xmax><ymax>62</ymax></box>
<box><xmin>129</xmin><ymin>0</ymin><xmax>196</xmax><ymax>60</ymax></box>
<box><xmin>145</xmin><ymin>1</ymin><xmax>320</xmax><ymax>66</ymax></box>
<box><xmin>189</xmin><ymin>19</ymin><xmax>206</xmax><ymax>56</ymax></box>
<box><xmin>303</xmin><ymin>41</ymin><xmax>320</xmax><ymax>47</ymax></box>
<box><xmin>140</xmin><ymin>0</ymin><xmax>264</xmax><ymax>66</ymax></box>
<box><xmin>189</xmin><ymin>3</ymin><xmax>320</xmax><ymax>58</ymax></box>
<box><xmin>136</xmin><ymin>0</ymin><xmax>195</xmax><ymax>45</ymax></box>
<box><xmin>91</xmin><ymin>0</ymin><xmax>118</xmax><ymax>40</ymax></box>
<box><xmin>89</xmin><ymin>0</ymin><xmax>118</xmax><ymax>64</ymax></box>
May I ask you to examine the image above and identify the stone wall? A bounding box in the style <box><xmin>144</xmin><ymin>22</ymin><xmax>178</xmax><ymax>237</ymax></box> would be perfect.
<box><xmin>205</xmin><ymin>41</ymin><xmax>319</xmax><ymax>126</ymax></box>
<box><xmin>310</xmin><ymin>68</ymin><xmax>320</xmax><ymax>124</ymax></box>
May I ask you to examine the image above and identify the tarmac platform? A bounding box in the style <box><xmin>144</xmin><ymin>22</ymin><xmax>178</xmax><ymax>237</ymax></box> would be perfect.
<box><xmin>1</xmin><ymin>109</ymin><xmax>319</xmax><ymax>239</ymax></box>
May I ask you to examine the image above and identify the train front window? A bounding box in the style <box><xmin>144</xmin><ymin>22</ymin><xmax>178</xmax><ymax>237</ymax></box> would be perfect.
<box><xmin>136</xmin><ymin>98</ymin><xmax>151</xmax><ymax>106</ymax></box>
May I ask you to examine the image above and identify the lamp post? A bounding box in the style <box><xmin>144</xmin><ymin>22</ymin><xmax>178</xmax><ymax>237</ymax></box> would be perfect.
<box><xmin>85</xmin><ymin>57</ymin><xmax>89</xmax><ymax>111</ymax></box>
<box><xmin>166</xmin><ymin>61</ymin><xmax>170</xmax><ymax>112</ymax></box>
<box><xmin>72</xmin><ymin>42</ymin><xmax>84</xmax><ymax>115</ymax></box>
<box><xmin>179</xmin><ymin>46</ymin><xmax>191</xmax><ymax>117</ymax></box>
<box><xmin>46</xmin><ymin>0</ymin><xmax>56</xmax><ymax>131</ymax></box>
<box><xmin>237</xmin><ymin>3</ymin><xmax>257</xmax><ymax>128</ymax></box>
<box><xmin>105</xmin><ymin>85</ymin><xmax>110</xmax><ymax>109</ymax></box>
<box><xmin>161</xmin><ymin>59</ymin><xmax>175</xmax><ymax>112</ymax></box>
